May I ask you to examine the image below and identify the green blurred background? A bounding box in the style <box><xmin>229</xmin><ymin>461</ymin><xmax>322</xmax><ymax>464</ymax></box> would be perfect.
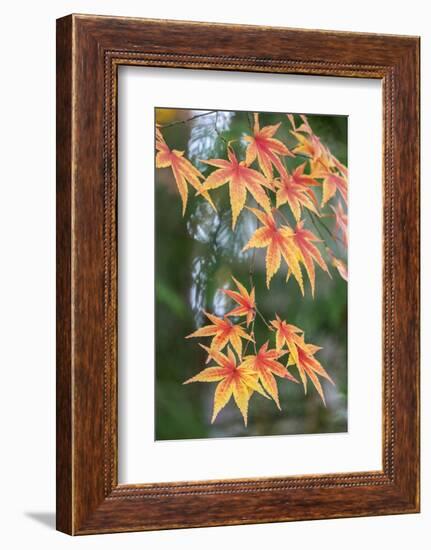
<box><xmin>155</xmin><ymin>108</ymin><xmax>348</xmax><ymax>440</ymax></box>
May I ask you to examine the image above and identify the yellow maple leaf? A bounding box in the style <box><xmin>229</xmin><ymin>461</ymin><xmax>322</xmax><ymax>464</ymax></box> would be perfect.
<box><xmin>184</xmin><ymin>346</ymin><xmax>268</xmax><ymax>426</ymax></box>
<box><xmin>185</xmin><ymin>311</ymin><xmax>253</xmax><ymax>360</ymax></box>
<box><xmin>222</xmin><ymin>277</ymin><xmax>256</xmax><ymax>327</ymax></box>
<box><xmin>283</xmin><ymin>221</ymin><xmax>330</xmax><ymax>297</ymax></box>
<box><xmin>198</xmin><ymin>148</ymin><xmax>273</xmax><ymax>229</ymax></box>
<box><xmin>242</xmin><ymin>208</ymin><xmax>304</xmax><ymax>291</ymax></box>
<box><xmin>155</xmin><ymin>127</ymin><xmax>215</xmax><ymax>215</ymax></box>
<box><xmin>241</xmin><ymin>341</ymin><xmax>298</xmax><ymax>409</ymax></box>
<box><xmin>287</xmin><ymin>337</ymin><xmax>334</xmax><ymax>405</ymax></box>
<box><xmin>244</xmin><ymin>113</ymin><xmax>294</xmax><ymax>179</ymax></box>
<box><xmin>275</xmin><ymin>163</ymin><xmax>320</xmax><ymax>221</ymax></box>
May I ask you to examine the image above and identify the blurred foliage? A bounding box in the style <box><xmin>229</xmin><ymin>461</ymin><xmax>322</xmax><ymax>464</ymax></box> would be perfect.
<box><xmin>155</xmin><ymin>108</ymin><xmax>348</xmax><ymax>440</ymax></box>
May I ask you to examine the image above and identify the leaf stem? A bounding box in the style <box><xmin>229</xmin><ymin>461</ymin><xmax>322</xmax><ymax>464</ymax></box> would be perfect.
<box><xmin>308</xmin><ymin>210</ymin><xmax>344</xmax><ymax>247</ymax></box>
<box><xmin>255</xmin><ymin>306</ymin><xmax>272</xmax><ymax>330</ymax></box>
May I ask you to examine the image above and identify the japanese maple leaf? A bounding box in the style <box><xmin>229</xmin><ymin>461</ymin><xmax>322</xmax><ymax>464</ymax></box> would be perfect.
<box><xmin>241</xmin><ymin>341</ymin><xmax>298</xmax><ymax>409</ymax></box>
<box><xmin>243</xmin><ymin>113</ymin><xmax>294</xmax><ymax>180</ymax></box>
<box><xmin>183</xmin><ymin>346</ymin><xmax>267</xmax><ymax>425</ymax></box>
<box><xmin>327</xmin><ymin>248</ymin><xmax>348</xmax><ymax>281</ymax></box>
<box><xmin>332</xmin><ymin>156</ymin><xmax>348</xmax><ymax>178</ymax></box>
<box><xmin>332</xmin><ymin>256</ymin><xmax>348</xmax><ymax>281</ymax></box>
<box><xmin>287</xmin><ymin>337</ymin><xmax>334</xmax><ymax>405</ymax></box>
<box><xmin>288</xmin><ymin>114</ymin><xmax>334</xmax><ymax>175</ymax></box>
<box><xmin>222</xmin><ymin>277</ymin><xmax>255</xmax><ymax>326</ymax></box>
<box><xmin>283</xmin><ymin>220</ymin><xmax>330</xmax><ymax>296</ymax></box>
<box><xmin>330</xmin><ymin>201</ymin><xmax>348</xmax><ymax>247</ymax></box>
<box><xmin>290</xmin><ymin>130</ymin><xmax>325</xmax><ymax>161</ymax></box>
<box><xmin>275</xmin><ymin>163</ymin><xmax>319</xmax><ymax>221</ymax></box>
<box><xmin>198</xmin><ymin>148</ymin><xmax>272</xmax><ymax>229</ymax></box>
<box><xmin>242</xmin><ymin>208</ymin><xmax>304</xmax><ymax>292</ymax></box>
<box><xmin>155</xmin><ymin>127</ymin><xmax>215</xmax><ymax>215</ymax></box>
<box><xmin>314</xmin><ymin>168</ymin><xmax>348</xmax><ymax>207</ymax></box>
<box><xmin>270</xmin><ymin>314</ymin><xmax>307</xmax><ymax>366</ymax></box>
<box><xmin>185</xmin><ymin>311</ymin><xmax>253</xmax><ymax>359</ymax></box>
<box><xmin>287</xmin><ymin>113</ymin><xmax>313</xmax><ymax>135</ymax></box>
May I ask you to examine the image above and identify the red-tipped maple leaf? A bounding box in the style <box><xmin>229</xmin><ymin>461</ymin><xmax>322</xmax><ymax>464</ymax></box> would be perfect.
<box><xmin>290</xmin><ymin>130</ymin><xmax>326</xmax><ymax>161</ymax></box>
<box><xmin>270</xmin><ymin>314</ymin><xmax>307</xmax><ymax>366</ymax></box>
<box><xmin>330</xmin><ymin>200</ymin><xmax>348</xmax><ymax>247</ymax></box>
<box><xmin>327</xmin><ymin>248</ymin><xmax>348</xmax><ymax>281</ymax></box>
<box><xmin>241</xmin><ymin>341</ymin><xmax>298</xmax><ymax>409</ymax></box>
<box><xmin>243</xmin><ymin>208</ymin><xmax>304</xmax><ymax>292</ymax></box>
<box><xmin>198</xmin><ymin>148</ymin><xmax>272</xmax><ymax>229</ymax></box>
<box><xmin>316</xmin><ymin>169</ymin><xmax>348</xmax><ymax>207</ymax></box>
<box><xmin>287</xmin><ymin>337</ymin><xmax>334</xmax><ymax>405</ymax></box>
<box><xmin>288</xmin><ymin>114</ymin><xmax>334</xmax><ymax>174</ymax></box>
<box><xmin>275</xmin><ymin>163</ymin><xmax>319</xmax><ymax>221</ymax></box>
<box><xmin>287</xmin><ymin>113</ymin><xmax>314</xmax><ymax>135</ymax></box>
<box><xmin>222</xmin><ymin>277</ymin><xmax>255</xmax><ymax>326</ymax></box>
<box><xmin>185</xmin><ymin>311</ymin><xmax>253</xmax><ymax>359</ymax></box>
<box><xmin>332</xmin><ymin>256</ymin><xmax>348</xmax><ymax>281</ymax></box>
<box><xmin>332</xmin><ymin>156</ymin><xmax>348</xmax><ymax>178</ymax></box>
<box><xmin>183</xmin><ymin>345</ymin><xmax>267</xmax><ymax>425</ymax></box>
<box><xmin>287</xmin><ymin>114</ymin><xmax>348</xmax><ymax>205</ymax></box>
<box><xmin>283</xmin><ymin>221</ymin><xmax>330</xmax><ymax>296</ymax></box>
<box><xmin>155</xmin><ymin>127</ymin><xmax>215</xmax><ymax>215</ymax></box>
<box><xmin>243</xmin><ymin>113</ymin><xmax>294</xmax><ymax>179</ymax></box>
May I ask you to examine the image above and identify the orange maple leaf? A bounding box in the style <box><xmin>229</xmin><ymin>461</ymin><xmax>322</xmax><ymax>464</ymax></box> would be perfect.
<box><xmin>332</xmin><ymin>156</ymin><xmax>348</xmax><ymax>178</ymax></box>
<box><xmin>185</xmin><ymin>311</ymin><xmax>253</xmax><ymax>359</ymax></box>
<box><xmin>332</xmin><ymin>256</ymin><xmax>348</xmax><ymax>281</ymax></box>
<box><xmin>270</xmin><ymin>314</ymin><xmax>306</xmax><ymax>366</ymax></box>
<box><xmin>244</xmin><ymin>113</ymin><xmax>294</xmax><ymax>179</ymax></box>
<box><xmin>327</xmin><ymin>248</ymin><xmax>348</xmax><ymax>281</ymax></box>
<box><xmin>198</xmin><ymin>148</ymin><xmax>272</xmax><ymax>229</ymax></box>
<box><xmin>275</xmin><ymin>163</ymin><xmax>319</xmax><ymax>221</ymax></box>
<box><xmin>316</xmin><ymin>169</ymin><xmax>348</xmax><ymax>207</ymax></box>
<box><xmin>222</xmin><ymin>277</ymin><xmax>255</xmax><ymax>327</ymax></box>
<box><xmin>287</xmin><ymin>114</ymin><xmax>348</xmax><ymax>205</ymax></box>
<box><xmin>283</xmin><ymin>221</ymin><xmax>330</xmax><ymax>296</ymax></box>
<box><xmin>288</xmin><ymin>114</ymin><xmax>334</xmax><ymax>175</ymax></box>
<box><xmin>290</xmin><ymin>130</ymin><xmax>326</xmax><ymax>162</ymax></box>
<box><xmin>287</xmin><ymin>337</ymin><xmax>334</xmax><ymax>405</ymax></box>
<box><xmin>288</xmin><ymin>115</ymin><xmax>325</xmax><ymax>162</ymax></box>
<box><xmin>330</xmin><ymin>200</ymin><xmax>348</xmax><ymax>247</ymax></box>
<box><xmin>155</xmin><ymin>127</ymin><xmax>215</xmax><ymax>215</ymax></box>
<box><xmin>183</xmin><ymin>345</ymin><xmax>268</xmax><ymax>425</ymax></box>
<box><xmin>242</xmin><ymin>208</ymin><xmax>304</xmax><ymax>292</ymax></box>
<box><xmin>241</xmin><ymin>341</ymin><xmax>298</xmax><ymax>409</ymax></box>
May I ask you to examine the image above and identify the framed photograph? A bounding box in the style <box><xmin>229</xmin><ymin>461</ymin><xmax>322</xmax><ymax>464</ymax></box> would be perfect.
<box><xmin>56</xmin><ymin>14</ymin><xmax>420</xmax><ymax>534</ymax></box>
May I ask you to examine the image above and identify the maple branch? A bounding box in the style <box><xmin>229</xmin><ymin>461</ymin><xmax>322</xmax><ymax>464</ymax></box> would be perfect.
<box><xmin>255</xmin><ymin>306</ymin><xmax>272</xmax><ymax>330</ymax></box>
<box><xmin>243</xmin><ymin>318</ymin><xmax>256</xmax><ymax>356</ymax></box>
<box><xmin>159</xmin><ymin>110</ymin><xmax>218</xmax><ymax>129</ymax></box>
<box><xmin>307</xmin><ymin>210</ymin><xmax>344</xmax><ymax>247</ymax></box>
<box><xmin>273</xmin><ymin>206</ymin><xmax>291</xmax><ymax>226</ymax></box>
<box><xmin>246</xmin><ymin>111</ymin><xmax>254</xmax><ymax>132</ymax></box>
<box><xmin>213</xmin><ymin>111</ymin><xmax>229</xmax><ymax>147</ymax></box>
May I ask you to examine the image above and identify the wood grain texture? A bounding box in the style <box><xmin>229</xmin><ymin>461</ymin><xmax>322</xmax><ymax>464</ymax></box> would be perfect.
<box><xmin>56</xmin><ymin>14</ymin><xmax>420</xmax><ymax>535</ymax></box>
<box><xmin>56</xmin><ymin>16</ymin><xmax>73</xmax><ymax>535</ymax></box>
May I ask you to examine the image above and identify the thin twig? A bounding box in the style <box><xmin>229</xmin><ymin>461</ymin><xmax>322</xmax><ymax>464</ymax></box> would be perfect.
<box><xmin>213</xmin><ymin>111</ymin><xmax>229</xmax><ymax>147</ymax></box>
<box><xmin>273</xmin><ymin>206</ymin><xmax>291</xmax><ymax>226</ymax></box>
<box><xmin>308</xmin><ymin>210</ymin><xmax>344</xmax><ymax>247</ymax></box>
<box><xmin>247</xmin><ymin>111</ymin><xmax>254</xmax><ymax>132</ymax></box>
<box><xmin>255</xmin><ymin>306</ymin><xmax>272</xmax><ymax>330</ymax></box>
<box><xmin>243</xmin><ymin>318</ymin><xmax>255</xmax><ymax>356</ymax></box>
<box><xmin>159</xmin><ymin>110</ymin><xmax>218</xmax><ymax>129</ymax></box>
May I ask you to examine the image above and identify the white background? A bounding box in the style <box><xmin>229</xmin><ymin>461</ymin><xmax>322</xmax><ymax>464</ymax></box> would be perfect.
<box><xmin>0</xmin><ymin>1</ymin><xmax>428</xmax><ymax>549</ymax></box>
<box><xmin>119</xmin><ymin>68</ymin><xmax>382</xmax><ymax>483</ymax></box>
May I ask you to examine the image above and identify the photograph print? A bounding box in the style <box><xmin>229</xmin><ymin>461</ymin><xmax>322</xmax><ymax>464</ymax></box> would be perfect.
<box><xmin>154</xmin><ymin>107</ymin><xmax>348</xmax><ymax>440</ymax></box>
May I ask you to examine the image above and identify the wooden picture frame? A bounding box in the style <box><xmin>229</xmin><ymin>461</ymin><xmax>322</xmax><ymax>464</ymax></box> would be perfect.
<box><xmin>56</xmin><ymin>14</ymin><xmax>420</xmax><ymax>535</ymax></box>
